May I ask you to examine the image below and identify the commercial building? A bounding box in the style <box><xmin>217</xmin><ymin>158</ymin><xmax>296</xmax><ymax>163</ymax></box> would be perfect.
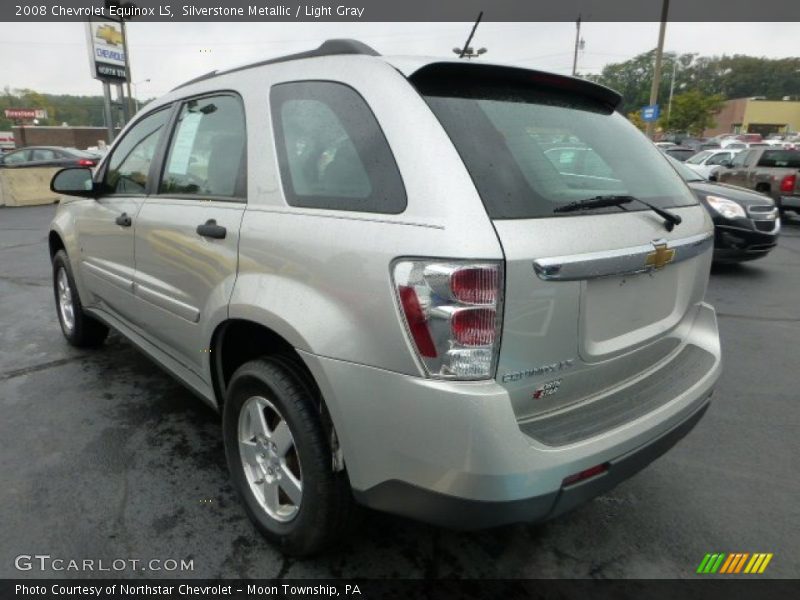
<box><xmin>10</xmin><ymin>126</ymin><xmax>118</xmax><ymax>150</ymax></box>
<box><xmin>704</xmin><ymin>97</ymin><xmax>800</xmax><ymax>137</ymax></box>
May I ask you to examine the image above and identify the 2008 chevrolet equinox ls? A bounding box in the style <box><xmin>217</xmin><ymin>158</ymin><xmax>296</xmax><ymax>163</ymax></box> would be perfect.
<box><xmin>48</xmin><ymin>40</ymin><xmax>721</xmax><ymax>556</ymax></box>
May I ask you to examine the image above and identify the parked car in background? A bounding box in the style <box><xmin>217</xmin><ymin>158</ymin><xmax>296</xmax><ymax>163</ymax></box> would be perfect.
<box><xmin>654</xmin><ymin>141</ymin><xmax>677</xmax><ymax>148</ymax></box>
<box><xmin>46</xmin><ymin>40</ymin><xmax>722</xmax><ymax>555</ymax></box>
<box><xmin>684</xmin><ymin>149</ymin><xmax>741</xmax><ymax>180</ymax></box>
<box><xmin>716</xmin><ymin>147</ymin><xmax>800</xmax><ymax>215</ymax></box>
<box><xmin>661</xmin><ymin>145</ymin><xmax>697</xmax><ymax>162</ymax></box>
<box><xmin>668</xmin><ymin>156</ymin><xmax>779</xmax><ymax>263</ymax></box>
<box><xmin>0</xmin><ymin>146</ymin><xmax>99</xmax><ymax>169</ymax></box>
<box><xmin>0</xmin><ymin>146</ymin><xmax>100</xmax><ymax>168</ymax></box>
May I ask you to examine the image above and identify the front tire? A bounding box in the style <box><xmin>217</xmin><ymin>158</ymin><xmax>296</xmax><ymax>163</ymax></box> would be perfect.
<box><xmin>223</xmin><ymin>357</ymin><xmax>352</xmax><ymax>556</ymax></box>
<box><xmin>52</xmin><ymin>250</ymin><xmax>109</xmax><ymax>347</ymax></box>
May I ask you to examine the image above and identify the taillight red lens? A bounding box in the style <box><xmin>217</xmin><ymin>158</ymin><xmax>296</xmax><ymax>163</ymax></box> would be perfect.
<box><xmin>398</xmin><ymin>286</ymin><xmax>437</xmax><ymax>358</ymax></box>
<box><xmin>780</xmin><ymin>174</ymin><xmax>796</xmax><ymax>193</ymax></box>
<box><xmin>77</xmin><ymin>159</ymin><xmax>96</xmax><ymax>167</ymax></box>
<box><xmin>450</xmin><ymin>267</ymin><xmax>498</xmax><ymax>304</ymax></box>
<box><xmin>451</xmin><ymin>308</ymin><xmax>497</xmax><ymax>346</ymax></box>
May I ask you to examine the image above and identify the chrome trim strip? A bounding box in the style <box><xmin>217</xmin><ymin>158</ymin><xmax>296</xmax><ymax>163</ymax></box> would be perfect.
<box><xmin>82</xmin><ymin>261</ymin><xmax>133</xmax><ymax>291</ymax></box>
<box><xmin>135</xmin><ymin>284</ymin><xmax>201</xmax><ymax>323</ymax></box>
<box><xmin>533</xmin><ymin>232</ymin><xmax>713</xmax><ymax>281</ymax></box>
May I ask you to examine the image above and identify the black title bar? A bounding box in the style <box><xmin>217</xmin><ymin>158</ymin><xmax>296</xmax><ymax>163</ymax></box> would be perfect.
<box><xmin>6</xmin><ymin>0</ymin><xmax>800</xmax><ymax>22</ymax></box>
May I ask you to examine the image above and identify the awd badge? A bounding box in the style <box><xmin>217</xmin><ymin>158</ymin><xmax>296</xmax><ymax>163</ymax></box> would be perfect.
<box><xmin>533</xmin><ymin>379</ymin><xmax>562</xmax><ymax>400</ymax></box>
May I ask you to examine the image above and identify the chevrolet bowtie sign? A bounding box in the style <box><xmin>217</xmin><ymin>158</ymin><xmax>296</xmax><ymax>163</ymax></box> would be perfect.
<box><xmin>85</xmin><ymin>21</ymin><xmax>128</xmax><ymax>83</ymax></box>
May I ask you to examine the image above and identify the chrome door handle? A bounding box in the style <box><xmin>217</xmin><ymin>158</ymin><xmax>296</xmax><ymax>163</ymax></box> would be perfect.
<box><xmin>115</xmin><ymin>212</ymin><xmax>132</xmax><ymax>227</ymax></box>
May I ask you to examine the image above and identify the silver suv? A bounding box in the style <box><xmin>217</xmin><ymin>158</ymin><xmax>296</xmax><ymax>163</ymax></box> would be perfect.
<box><xmin>48</xmin><ymin>40</ymin><xmax>721</xmax><ymax>555</ymax></box>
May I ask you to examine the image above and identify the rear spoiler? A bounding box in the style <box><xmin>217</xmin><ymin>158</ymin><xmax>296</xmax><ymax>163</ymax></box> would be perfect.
<box><xmin>408</xmin><ymin>62</ymin><xmax>622</xmax><ymax>111</ymax></box>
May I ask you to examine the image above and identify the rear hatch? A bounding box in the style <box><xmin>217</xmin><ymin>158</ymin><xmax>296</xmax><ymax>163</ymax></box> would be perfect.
<box><xmin>412</xmin><ymin>63</ymin><xmax>713</xmax><ymax>421</ymax></box>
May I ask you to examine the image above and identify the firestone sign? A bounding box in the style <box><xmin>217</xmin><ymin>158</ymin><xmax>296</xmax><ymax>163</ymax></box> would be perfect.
<box><xmin>4</xmin><ymin>108</ymin><xmax>48</xmax><ymax>120</ymax></box>
<box><xmin>85</xmin><ymin>21</ymin><xmax>128</xmax><ymax>82</ymax></box>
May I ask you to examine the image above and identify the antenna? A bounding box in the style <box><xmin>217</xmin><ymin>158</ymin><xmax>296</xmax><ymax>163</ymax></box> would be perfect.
<box><xmin>453</xmin><ymin>12</ymin><xmax>486</xmax><ymax>59</ymax></box>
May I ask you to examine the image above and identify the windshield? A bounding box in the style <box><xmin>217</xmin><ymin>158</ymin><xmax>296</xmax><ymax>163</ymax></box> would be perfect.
<box><xmin>685</xmin><ymin>150</ymin><xmax>713</xmax><ymax>165</ymax></box>
<box><xmin>414</xmin><ymin>70</ymin><xmax>698</xmax><ymax>219</ymax></box>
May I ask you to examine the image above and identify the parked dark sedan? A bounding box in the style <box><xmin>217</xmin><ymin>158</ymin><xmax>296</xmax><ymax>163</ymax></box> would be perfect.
<box><xmin>668</xmin><ymin>157</ymin><xmax>780</xmax><ymax>263</ymax></box>
<box><xmin>0</xmin><ymin>146</ymin><xmax>99</xmax><ymax>169</ymax></box>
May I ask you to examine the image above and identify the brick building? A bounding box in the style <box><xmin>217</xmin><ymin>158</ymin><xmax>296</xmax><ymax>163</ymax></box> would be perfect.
<box><xmin>11</xmin><ymin>126</ymin><xmax>119</xmax><ymax>150</ymax></box>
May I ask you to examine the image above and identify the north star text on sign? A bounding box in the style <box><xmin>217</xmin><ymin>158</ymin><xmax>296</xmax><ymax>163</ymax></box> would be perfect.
<box><xmin>305</xmin><ymin>6</ymin><xmax>366</xmax><ymax>17</ymax></box>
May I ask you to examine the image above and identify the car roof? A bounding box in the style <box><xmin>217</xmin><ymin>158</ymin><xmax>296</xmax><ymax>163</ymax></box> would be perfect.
<box><xmin>167</xmin><ymin>38</ymin><xmax>622</xmax><ymax>109</ymax></box>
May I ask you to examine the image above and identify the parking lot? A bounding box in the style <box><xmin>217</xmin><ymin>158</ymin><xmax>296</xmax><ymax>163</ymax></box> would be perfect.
<box><xmin>1</xmin><ymin>203</ymin><xmax>798</xmax><ymax>579</ymax></box>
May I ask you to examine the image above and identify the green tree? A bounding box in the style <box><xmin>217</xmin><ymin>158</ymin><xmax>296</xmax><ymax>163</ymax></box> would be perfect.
<box><xmin>627</xmin><ymin>110</ymin><xmax>646</xmax><ymax>132</ymax></box>
<box><xmin>661</xmin><ymin>90</ymin><xmax>725</xmax><ymax>136</ymax></box>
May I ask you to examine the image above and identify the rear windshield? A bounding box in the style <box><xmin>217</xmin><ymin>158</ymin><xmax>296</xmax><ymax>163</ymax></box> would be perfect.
<box><xmin>757</xmin><ymin>150</ymin><xmax>800</xmax><ymax>168</ymax></box>
<box><xmin>414</xmin><ymin>68</ymin><xmax>698</xmax><ymax>219</ymax></box>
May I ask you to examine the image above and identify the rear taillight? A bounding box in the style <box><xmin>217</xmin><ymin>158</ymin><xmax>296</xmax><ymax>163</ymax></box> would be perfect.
<box><xmin>393</xmin><ymin>260</ymin><xmax>503</xmax><ymax>380</ymax></box>
<box><xmin>780</xmin><ymin>174</ymin><xmax>796</xmax><ymax>193</ymax></box>
<box><xmin>77</xmin><ymin>159</ymin><xmax>96</xmax><ymax>167</ymax></box>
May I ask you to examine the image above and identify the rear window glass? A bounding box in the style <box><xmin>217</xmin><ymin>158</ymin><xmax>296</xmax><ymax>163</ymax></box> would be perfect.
<box><xmin>414</xmin><ymin>67</ymin><xmax>698</xmax><ymax>219</ymax></box>
<box><xmin>757</xmin><ymin>150</ymin><xmax>800</xmax><ymax>168</ymax></box>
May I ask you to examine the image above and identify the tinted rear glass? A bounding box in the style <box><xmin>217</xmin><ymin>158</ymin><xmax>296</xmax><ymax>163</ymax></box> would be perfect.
<box><xmin>757</xmin><ymin>150</ymin><xmax>800</xmax><ymax>168</ymax></box>
<box><xmin>415</xmin><ymin>69</ymin><xmax>697</xmax><ymax>219</ymax></box>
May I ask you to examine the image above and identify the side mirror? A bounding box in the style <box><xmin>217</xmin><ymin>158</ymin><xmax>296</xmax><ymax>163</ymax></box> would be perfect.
<box><xmin>50</xmin><ymin>167</ymin><xmax>96</xmax><ymax>198</ymax></box>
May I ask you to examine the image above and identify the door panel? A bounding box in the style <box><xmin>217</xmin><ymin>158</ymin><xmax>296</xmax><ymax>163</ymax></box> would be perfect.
<box><xmin>132</xmin><ymin>92</ymin><xmax>247</xmax><ymax>372</ymax></box>
<box><xmin>74</xmin><ymin>108</ymin><xmax>172</xmax><ymax>325</ymax></box>
<box><xmin>133</xmin><ymin>200</ymin><xmax>243</xmax><ymax>371</ymax></box>
<box><xmin>75</xmin><ymin>196</ymin><xmax>144</xmax><ymax>321</ymax></box>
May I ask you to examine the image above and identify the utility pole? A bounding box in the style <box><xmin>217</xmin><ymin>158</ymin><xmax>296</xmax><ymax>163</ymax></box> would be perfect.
<box><xmin>666</xmin><ymin>58</ymin><xmax>678</xmax><ymax>128</ymax></box>
<box><xmin>572</xmin><ymin>15</ymin><xmax>582</xmax><ymax>76</ymax></box>
<box><xmin>119</xmin><ymin>18</ymin><xmax>134</xmax><ymax>122</ymax></box>
<box><xmin>645</xmin><ymin>0</ymin><xmax>670</xmax><ymax>139</ymax></box>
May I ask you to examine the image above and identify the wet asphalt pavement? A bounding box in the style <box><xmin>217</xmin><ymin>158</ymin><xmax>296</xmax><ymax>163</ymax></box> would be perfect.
<box><xmin>1</xmin><ymin>204</ymin><xmax>798</xmax><ymax>579</ymax></box>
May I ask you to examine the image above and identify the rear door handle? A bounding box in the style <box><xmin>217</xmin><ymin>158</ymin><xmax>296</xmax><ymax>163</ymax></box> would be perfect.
<box><xmin>196</xmin><ymin>219</ymin><xmax>226</xmax><ymax>239</ymax></box>
<box><xmin>115</xmin><ymin>212</ymin><xmax>132</xmax><ymax>227</ymax></box>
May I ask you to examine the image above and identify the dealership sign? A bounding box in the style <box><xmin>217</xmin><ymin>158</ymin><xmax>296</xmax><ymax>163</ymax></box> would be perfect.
<box><xmin>4</xmin><ymin>108</ymin><xmax>48</xmax><ymax>120</ymax></box>
<box><xmin>85</xmin><ymin>21</ymin><xmax>128</xmax><ymax>82</ymax></box>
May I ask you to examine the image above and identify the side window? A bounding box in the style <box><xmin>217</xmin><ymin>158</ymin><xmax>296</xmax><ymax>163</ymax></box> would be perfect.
<box><xmin>104</xmin><ymin>109</ymin><xmax>170</xmax><ymax>195</ymax></box>
<box><xmin>706</xmin><ymin>153</ymin><xmax>726</xmax><ymax>166</ymax></box>
<box><xmin>270</xmin><ymin>81</ymin><xmax>406</xmax><ymax>214</ymax></box>
<box><xmin>3</xmin><ymin>150</ymin><xmax>29</xmax><ymax>164</ymax></box>
<box><xmin>731</xmin><ymin>151</ymin><xmax>748</xmax><ymax>168</ymax></box>
<box><xmin>160</xmin><ymin>95</ymin><xmax>246</xmax><ymax>198</ymax></box>
<box><xmin>32</xmin><ymin>149</ymin><xmax>56</xmax><ymax>161</ymax></box>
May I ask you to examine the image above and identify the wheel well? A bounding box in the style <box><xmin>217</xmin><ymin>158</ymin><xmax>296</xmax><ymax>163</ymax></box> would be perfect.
<box><xmin>211</xmin><ymin>319</ymin><xmax>312</xmax><ymax>406</ymax></box>
<box><xmin>48</xmin><ymin>231</ymin><xmax>65</xmax><ymax>260</ymax></box>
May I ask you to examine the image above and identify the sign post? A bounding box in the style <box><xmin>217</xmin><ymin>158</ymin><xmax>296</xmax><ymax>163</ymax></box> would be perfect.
<box><xmin>86</xmin><ymin>19</ymin><xmax>129</xmax><ymax>142</ymax></box>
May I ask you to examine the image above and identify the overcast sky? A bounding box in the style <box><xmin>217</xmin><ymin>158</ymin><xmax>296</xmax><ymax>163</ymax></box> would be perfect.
<box><xmin>1</xmin><ymin>21</ymin><xmax>798</xmax><ymax>97</ymax></box>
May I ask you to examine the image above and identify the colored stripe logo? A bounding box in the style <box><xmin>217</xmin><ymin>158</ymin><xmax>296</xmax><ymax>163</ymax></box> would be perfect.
<box><xmin>697</xmin><ymin>553</ymin><xmax>773</xmax><ymax>574</ymax></box>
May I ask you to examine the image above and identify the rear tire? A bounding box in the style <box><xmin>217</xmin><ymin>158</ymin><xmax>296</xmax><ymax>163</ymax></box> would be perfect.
<box><xmin>52</xmin><ymin>250</ymin><xmax>109</xmax><ymax>348</ymax></box>
<box><xmin>223</xmin><ymin>357</ymin><xmax>352</xmax><ymax>556</ymax></box>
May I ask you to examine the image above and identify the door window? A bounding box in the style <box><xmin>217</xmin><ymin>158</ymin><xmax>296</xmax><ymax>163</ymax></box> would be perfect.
<box><xmin>3</xmin><ymin>149</ymin><xmax>29</xmax><ymax>164</ymax></box>
<box><xmin>104</xmin><ymin>108</ymin><xmax>170</xmax><ymax>195</ymax></box>
<box><xmin>730</xmin><ymin>151</ymin><xmax>749</xmax><ymax>168</ymax></box>
<box><xmin>159</xmin><ymin>95</ymin><xmax>246</xmax><ymax>199</ymax></box>
<box><xmin>270</xmin><ymin>81</ymin><xmax>406</xmax><ymax>214</ymax></box>
<box><xmin>31</xmin><ymin>148</ymin><xmax>57</xmax><ymax>161</ymax></box>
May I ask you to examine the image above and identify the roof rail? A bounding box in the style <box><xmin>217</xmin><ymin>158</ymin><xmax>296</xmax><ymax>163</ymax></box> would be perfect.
<box><xmin>172</xmin><ymin>39</ymin><xmax>380</xmax><ymax>91</ymax></box>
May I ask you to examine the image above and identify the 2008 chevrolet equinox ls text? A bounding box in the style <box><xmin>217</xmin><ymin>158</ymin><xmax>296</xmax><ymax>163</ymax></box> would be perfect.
<box><xmin>48</xmin><ymin>40</ymin><xmax>722</xmax><ymax>556</ymax></box>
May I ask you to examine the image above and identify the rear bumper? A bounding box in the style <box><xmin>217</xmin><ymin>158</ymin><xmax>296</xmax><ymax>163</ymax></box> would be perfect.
<box><xmin>299</xmin><ymin>302</ymin><xmax>721</xmax><ymax>528</ymax></box>
<box><xmin>352</xmin><ymin>398</ymin><xmax>710</xmax><ymax>529</ymax></box>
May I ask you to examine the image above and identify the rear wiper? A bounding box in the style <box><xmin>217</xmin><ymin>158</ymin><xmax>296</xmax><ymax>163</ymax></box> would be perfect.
<box><xmin>554</xmin><ymin>194</ymin><xmax>682</xmax><ymax>231</ymax></box>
